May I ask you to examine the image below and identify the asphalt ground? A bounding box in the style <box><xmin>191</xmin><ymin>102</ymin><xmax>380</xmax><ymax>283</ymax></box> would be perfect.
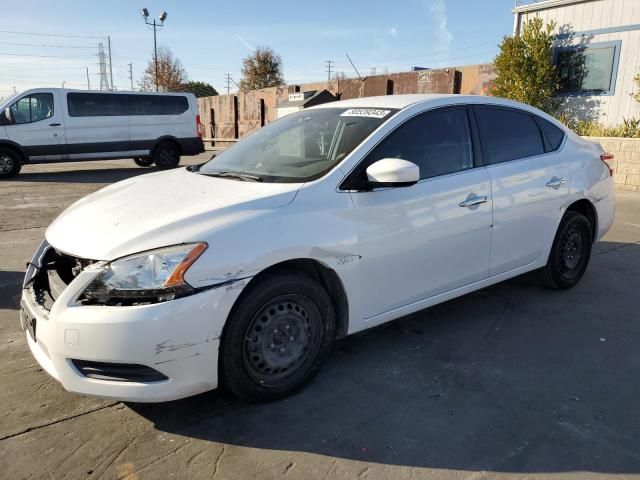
<box><xmin>1</xmin><ymin>156</ymin><xmax>639</xmax><ymax>479</ymax></box>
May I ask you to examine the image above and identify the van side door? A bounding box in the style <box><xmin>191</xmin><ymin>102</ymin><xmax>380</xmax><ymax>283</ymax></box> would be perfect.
<box><xmin>63</xmin><ymin>92</ymin><xmax>131</xmax><ymax>160</ymax></box>
<box><xmin>4</xmin><ymin>91</ymin><xmax>65</xmax><ymax>161</ymax></box>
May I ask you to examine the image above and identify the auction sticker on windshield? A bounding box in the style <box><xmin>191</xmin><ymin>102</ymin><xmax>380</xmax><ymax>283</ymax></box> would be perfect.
<box><xmin>341</xmin><ymin>108</ymin><xmax>391</xmax><ymax>119</ymax></box>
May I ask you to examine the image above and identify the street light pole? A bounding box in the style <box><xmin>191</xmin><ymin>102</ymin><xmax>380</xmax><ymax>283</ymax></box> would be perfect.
<box><xmin>141</xmin><ymin>9</ymin><xmax>167</xmax><ymax>92</ymax></box>
<box><xmin>153</xmin><ymin>19</ymin><xmax>158</xmax><ymax>92</ymax></box>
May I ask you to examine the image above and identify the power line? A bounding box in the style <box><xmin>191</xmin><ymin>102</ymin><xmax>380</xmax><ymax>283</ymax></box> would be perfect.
<box><xmin>0</xmin><ymin>29</ymin><xmax>106</xmax><ymax>39</ymax></box>
<box><xmin>0</xmin><ymin>41</ymin><xmax>96</xmax><ymax>49</ymax></box>
<box><xmin>0</xmin><ymin>51</ymin><xmax>94</xmax><ymax>59</ymax></box>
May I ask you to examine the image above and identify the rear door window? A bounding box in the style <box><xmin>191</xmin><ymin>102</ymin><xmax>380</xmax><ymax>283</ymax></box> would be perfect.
<box><xmin>475</xmin><ymin>107</ymin><xmax>545</xmax><ymax>164</ymax></box>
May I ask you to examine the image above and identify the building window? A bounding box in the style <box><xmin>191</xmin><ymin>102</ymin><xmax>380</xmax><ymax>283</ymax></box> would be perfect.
<box><xmin>555</xmin><ymin>41</ymin><xmax>621</xmax><ymax>96</ymax></box>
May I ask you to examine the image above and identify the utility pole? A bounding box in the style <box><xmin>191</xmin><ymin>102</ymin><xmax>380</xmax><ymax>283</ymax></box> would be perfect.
<box><xmin>107</xmin><ymin>36</ymin><xmax>114</xmax><ymax>91</ymax></box>
<box><xmin>98</xmin><ymin>43</ymin><xmax>110</xmax><ymax>90</ymax></box>
<box><xmin>141</xmin><ymin>9</ymin><xmax>168</xmax><ymax>92</ymax></box>
<box><xmin>325</xmin><ymin>60</ymin><xmax>334</xmax><ymax>82</ymax></box>
<box><xmin>86</xmin><ymin>67</ymin><xmax>91</xmax><ymax>90</ymax></box>
<box><xmin>128</xmin><ymin>63</ymin><xmax>134</xmax><ymax>91</ymax></box>
<box><xmin>346</xmin><ymin>53</ymin><xmax>364</xmax><ymax>81</ymax></box>
<box><xmin>225</xmin><ymin>73</ymin><xmax>232</xmax><ymax>95</ymax></box>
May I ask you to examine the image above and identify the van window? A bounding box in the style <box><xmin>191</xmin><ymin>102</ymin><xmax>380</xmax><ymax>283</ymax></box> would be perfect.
<box><xmin>475</xmin><ymin>107</ymin><xmax>545</xmax><ymax>164</ymax></box>
<box><xmin>10</xmin><ymin>93</ymin><xmax>54</xmax><ymax>124</ymax></box>
<box><xmin>127</xmin><ymin>95</ymin><xmax>188</xmax><ymax>115</ymax></box>
<box><xmin>67</xmin><ymin>93</ymin><xmax>127</xmax><ymax>117</ymax></box>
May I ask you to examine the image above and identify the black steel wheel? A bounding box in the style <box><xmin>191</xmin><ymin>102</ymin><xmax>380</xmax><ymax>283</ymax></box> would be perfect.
<box><xmin>0</xmin><ymin>147</ymin><xmax>22</xmax><ymax>179</ymax></box>
<box><xmin>152</xmin><ymin>142</ymin><xmax>181</xmax><ymax>170</ymax></box>
<box><xmin>538</xmin><ymin>210</ymin><xmax>593</xmax><ymax>289</ymax></box>
<box><xmin>221</xmin><ymin>272</ymin><xmax>335</xmax><ymax>403</ymax></box>
<box><xmin>133</xmin><ymin>157</ymin><xmax>154</xmax><ymax>167</ymax></box>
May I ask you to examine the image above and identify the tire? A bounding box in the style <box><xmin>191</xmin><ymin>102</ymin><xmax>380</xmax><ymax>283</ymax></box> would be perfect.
<box><xmin>220</xmin><ymin>271</ymin><xmax>336</xmax><ymax>403</ymax></box>
<box><xmin>152</xmin><ymin>141</ymin><xmax>181</xmax><ymax>170</ymax></box>
<box><xmin>0</xmin><ymin>147</ymin><xmax>22</xmax><ymax>179</ymax></box>
<box><xmin>133</xmin><ymin>157</ymin><xmax>154</xmax><ymax>168</ymax></box>
<box><xmin>538</xmin><ymin>211</ymin><xmax>593</xmax><ymax>289</ymax></box>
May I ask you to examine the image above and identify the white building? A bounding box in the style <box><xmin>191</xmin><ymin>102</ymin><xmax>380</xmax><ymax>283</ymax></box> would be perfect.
<box><xmin>513</xmin><ymin>0</ymin><xmax>640</xmax><ymax>126</ymax></box>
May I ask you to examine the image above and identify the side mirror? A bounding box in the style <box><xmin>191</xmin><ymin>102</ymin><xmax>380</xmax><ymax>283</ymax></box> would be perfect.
<box><xmin>365</xmin><ymin>158</ymin><xmax>419</xmax><ymax>187</ymax></box>
<box><xmin>1</xmin><ymin>107</ymin><xmax>14</xmax><ymax>125</ymax></box>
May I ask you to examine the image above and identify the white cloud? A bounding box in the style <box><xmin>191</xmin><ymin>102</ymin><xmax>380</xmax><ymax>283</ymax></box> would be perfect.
<box><xmin>234</xmin><ymin>34</ymin><xmax>255</xmax><ymax>52</ymax></box>
<box><xmin>428</xmin><ymin>0</ymin><xmax>453</xmax><ymax>52</ymax></box>
<box><xmin>388</xmin><ymin>27</ymin><xmax>398</xmax><ymax>38</ymax></box>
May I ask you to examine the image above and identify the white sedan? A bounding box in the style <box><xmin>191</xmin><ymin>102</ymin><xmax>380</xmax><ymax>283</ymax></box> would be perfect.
<box><xmin>21</xmin><ymin>94</ymin><xmax>615</xmax><ymax>402</ymax></box>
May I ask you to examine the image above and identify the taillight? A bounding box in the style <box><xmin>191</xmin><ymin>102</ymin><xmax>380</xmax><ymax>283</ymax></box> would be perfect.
<box><xmin>196</xmin><ymin>114</ymin><xmax>202</xmax><ymax>138</ymax></box>
<box><xmin>600</xmin><ymin>153</ymin><xmax>614</xmax><ymax>176</ymax></box>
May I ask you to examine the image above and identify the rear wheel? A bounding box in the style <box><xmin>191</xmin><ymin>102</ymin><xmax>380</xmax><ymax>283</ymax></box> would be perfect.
<box><xmin>538</xmin><ymin>211</ymin><xmax>593</xmax><ymax>289</ymax></box>
<box><xmin>133</xmin><ymin>157</ymin><xmax>154</xmax><ymax>167</ymax></box>
<box><xmin>152</xmin><ymin>142</ymin><xmax>181</xmax><ymax>170</ymax></box>
<box><xmin>0</xmin><ymin>147</ymin><xmax>22</xmax><ymax>179</ymax></box>
<box><xmin>220</xmin><ymin>272</ymin><xmax>335</xmax><ymax>403</ymax></box>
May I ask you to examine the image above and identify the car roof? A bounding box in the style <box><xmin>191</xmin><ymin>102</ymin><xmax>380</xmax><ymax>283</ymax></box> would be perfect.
<box><xmin>310</xmin><ymin>93</ymin><xmax>544</xmax><ymax>113</ymax></box>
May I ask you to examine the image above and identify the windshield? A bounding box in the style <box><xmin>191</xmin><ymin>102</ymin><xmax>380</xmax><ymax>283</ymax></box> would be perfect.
<box><xmin>198</xmin><ymin>107</ymin><xmax>396</xmax><ymax>183</ymax></box>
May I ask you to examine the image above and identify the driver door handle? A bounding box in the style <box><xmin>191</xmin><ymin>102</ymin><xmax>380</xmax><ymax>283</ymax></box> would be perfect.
<box><xmin>49</xmin><ymin>123</ymin><xmax>61</xmax><ymax>127</ymax></box>
<box><xmin>459</xmin><ymin>195</ymin><xmax>488</xmax><ymax>208</ymax></box>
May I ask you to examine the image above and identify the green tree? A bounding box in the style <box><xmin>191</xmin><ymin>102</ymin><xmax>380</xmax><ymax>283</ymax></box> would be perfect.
<box><xmin>491</xmin><ymin>17</ymin><xmax>559</xmax><ymax>114</ymax></box>
<box><xmin>239</xmin><ymin>46</ymin><xmax>285</xmax><ymax>91</ymax></box>
<box><xmin>634</xmin><ymin>73</ymin><xmax>640</xmax><ymax>103</ymax></box>
<box><xmin>181</xmin><ymin>81</ymin><xmax>218</xmax><ymax>97</ymax></box>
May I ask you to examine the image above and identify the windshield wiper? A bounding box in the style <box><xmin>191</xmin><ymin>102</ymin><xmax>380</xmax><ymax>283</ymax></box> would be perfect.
<box><xmin>200</xmin><ymin>170</ymin><xmax>263</xmax><ymax>182</ymax></box>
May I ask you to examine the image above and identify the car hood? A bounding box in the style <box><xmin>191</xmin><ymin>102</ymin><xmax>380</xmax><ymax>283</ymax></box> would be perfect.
<box><xmin>46</xmin><ymin>168</ymin><xmax>302</xmax><ymax>260</ymax></box>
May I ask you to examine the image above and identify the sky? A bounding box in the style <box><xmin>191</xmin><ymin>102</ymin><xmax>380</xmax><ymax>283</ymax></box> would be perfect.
<box><xmin>0</xmin><ymin>0</ymin><xmax>518</xmax><ymax>99</ymax></box>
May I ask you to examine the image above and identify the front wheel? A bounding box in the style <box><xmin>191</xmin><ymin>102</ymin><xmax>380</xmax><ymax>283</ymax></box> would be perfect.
<box><xmin>133</xmin><ymin>157</ymin><xmax>154</xmax><ymax>167</ymax></box>
<box><xmin>0</xmin><ymin>147</ymin><xmax>22</xmax><ymax>179</ymax></box>
<box><xmin>152</xmin><ymin>142</ymin><xmax>181</xmax><ymax>170</ymax></box>
<box><xmin>220</xmin><ymin>272</ymin><xmax>335</xmax><ymax>403</ymax></box>
<box><xmin>538</xmin><ymin>211</ymin><xmax>593</xmax><ymax>289</ymax></box>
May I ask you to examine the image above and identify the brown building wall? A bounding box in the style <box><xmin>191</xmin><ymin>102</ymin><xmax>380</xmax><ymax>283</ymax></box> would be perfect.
<box><xmin>198</xmin><ymin>65</ymin><xmax>496</xmax><ymax>146</ymax></box>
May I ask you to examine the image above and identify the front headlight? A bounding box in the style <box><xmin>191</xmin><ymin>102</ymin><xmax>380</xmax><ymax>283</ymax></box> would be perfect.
<box><xmin>83</xmin><ymin>243</ymin><xmax>207</xmax><ymax>305</ymax></box>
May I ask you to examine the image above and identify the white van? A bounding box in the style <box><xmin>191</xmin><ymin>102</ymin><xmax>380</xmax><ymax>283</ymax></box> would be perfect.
<box><xmin>0</xmin><ymin>88</ymin><xmax>204</xmax><ymax>178</ymax></box>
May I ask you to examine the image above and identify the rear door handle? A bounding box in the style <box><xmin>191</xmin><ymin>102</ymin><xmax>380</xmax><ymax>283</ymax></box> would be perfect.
<box><xmin>459</xmin><ymin>195</ymin><xmax>488</xmax><ymax>208</ymax></box>
<box><xmin>49</xmin><ymin>123</ymin><xmax>61</xmax><ymax>127</ymax></box>
<box><xmin>546</xmin><ymin>177</ymin><xmax>566</xmax><ymax>189</ymax></box>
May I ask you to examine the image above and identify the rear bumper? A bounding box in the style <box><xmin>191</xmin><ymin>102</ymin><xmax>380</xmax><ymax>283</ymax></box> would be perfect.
<box><xmin>179</xmin><ymin>137</ymin><xmax>205</xmax><ymax>156</ymax></box>
<box><xmin>20</xmin><ymin>245</ymin><xmax>245</xmax><ymax>402</ymax></box>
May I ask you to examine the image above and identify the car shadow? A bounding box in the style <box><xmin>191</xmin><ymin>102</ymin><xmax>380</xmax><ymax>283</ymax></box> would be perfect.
<box><xmin>0</xmin><ymin>271</ymin><xmax>24</xmax><ymax>310</ymax></box>
<box><xmin>129</xmin><ymin>241</ymin><xmax>640</xmax><ymax>474</ymax></box>
<box><xmin>14</xmin><ymin>166</ymin><xmax>156</xmax><ymax>185</ymax></box>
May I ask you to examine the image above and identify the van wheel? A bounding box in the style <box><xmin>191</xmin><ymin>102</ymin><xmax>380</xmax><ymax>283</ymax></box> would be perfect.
<box><xmin>220</xmin><ymin>272</ymin><xmax>335</xmax><ymax>403</ymax></box>
<box><xmin>537</xmin><ymin>211</ymin><xmax>593</xmax><ymax>289</ymax></box>
<box><xmin>134</xmin><ymin>157</ymin><xmax>154</xmax><ymax>167</ymax></box>
<box><xmin>0</xmin><ymin>147</ymin><xmax>22</xmax><ymax>179</ymax></box>
<box><xmin>153</xmin><ymin>142</ymin><xmax>181</xmax><ymax>170</ymax></box>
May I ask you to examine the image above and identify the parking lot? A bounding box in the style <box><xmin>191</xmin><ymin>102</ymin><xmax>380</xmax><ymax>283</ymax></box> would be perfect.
<box><xmin>1</xmin><ymin>157</ymin><xmax>640</xmax><ymax>480</ymax></box>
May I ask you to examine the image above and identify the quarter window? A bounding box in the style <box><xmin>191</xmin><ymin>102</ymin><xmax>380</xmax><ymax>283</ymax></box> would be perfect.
<box><xmin>9</xmin><ymin>93</ymin><xmax>54</xmax><ymax>124</ymax></box>
<box><xmin>537</xmin><ymin>117</ymin><xmax>565</xmax><ymax>151</ymax></box>
<box><xmin>127</xmin><ymin>94</ymin><xmax>188</xmax><ymax>115</ymax></box>
<box><xmin>363</xmin><ymin>108</ymin><xmax>474</xmax><ymax>180</ymax></box>
<box><xmin>475</xmin><ymin>107</ymin><xmax>545</xmax><ymax>164</ymax></box>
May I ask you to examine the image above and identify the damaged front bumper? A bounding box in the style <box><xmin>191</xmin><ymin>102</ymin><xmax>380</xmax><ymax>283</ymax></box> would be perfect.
<box><xmin>20</xmin><ymin>241</ymin><xmax>247</xmax><ymax>402</ymax></box>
